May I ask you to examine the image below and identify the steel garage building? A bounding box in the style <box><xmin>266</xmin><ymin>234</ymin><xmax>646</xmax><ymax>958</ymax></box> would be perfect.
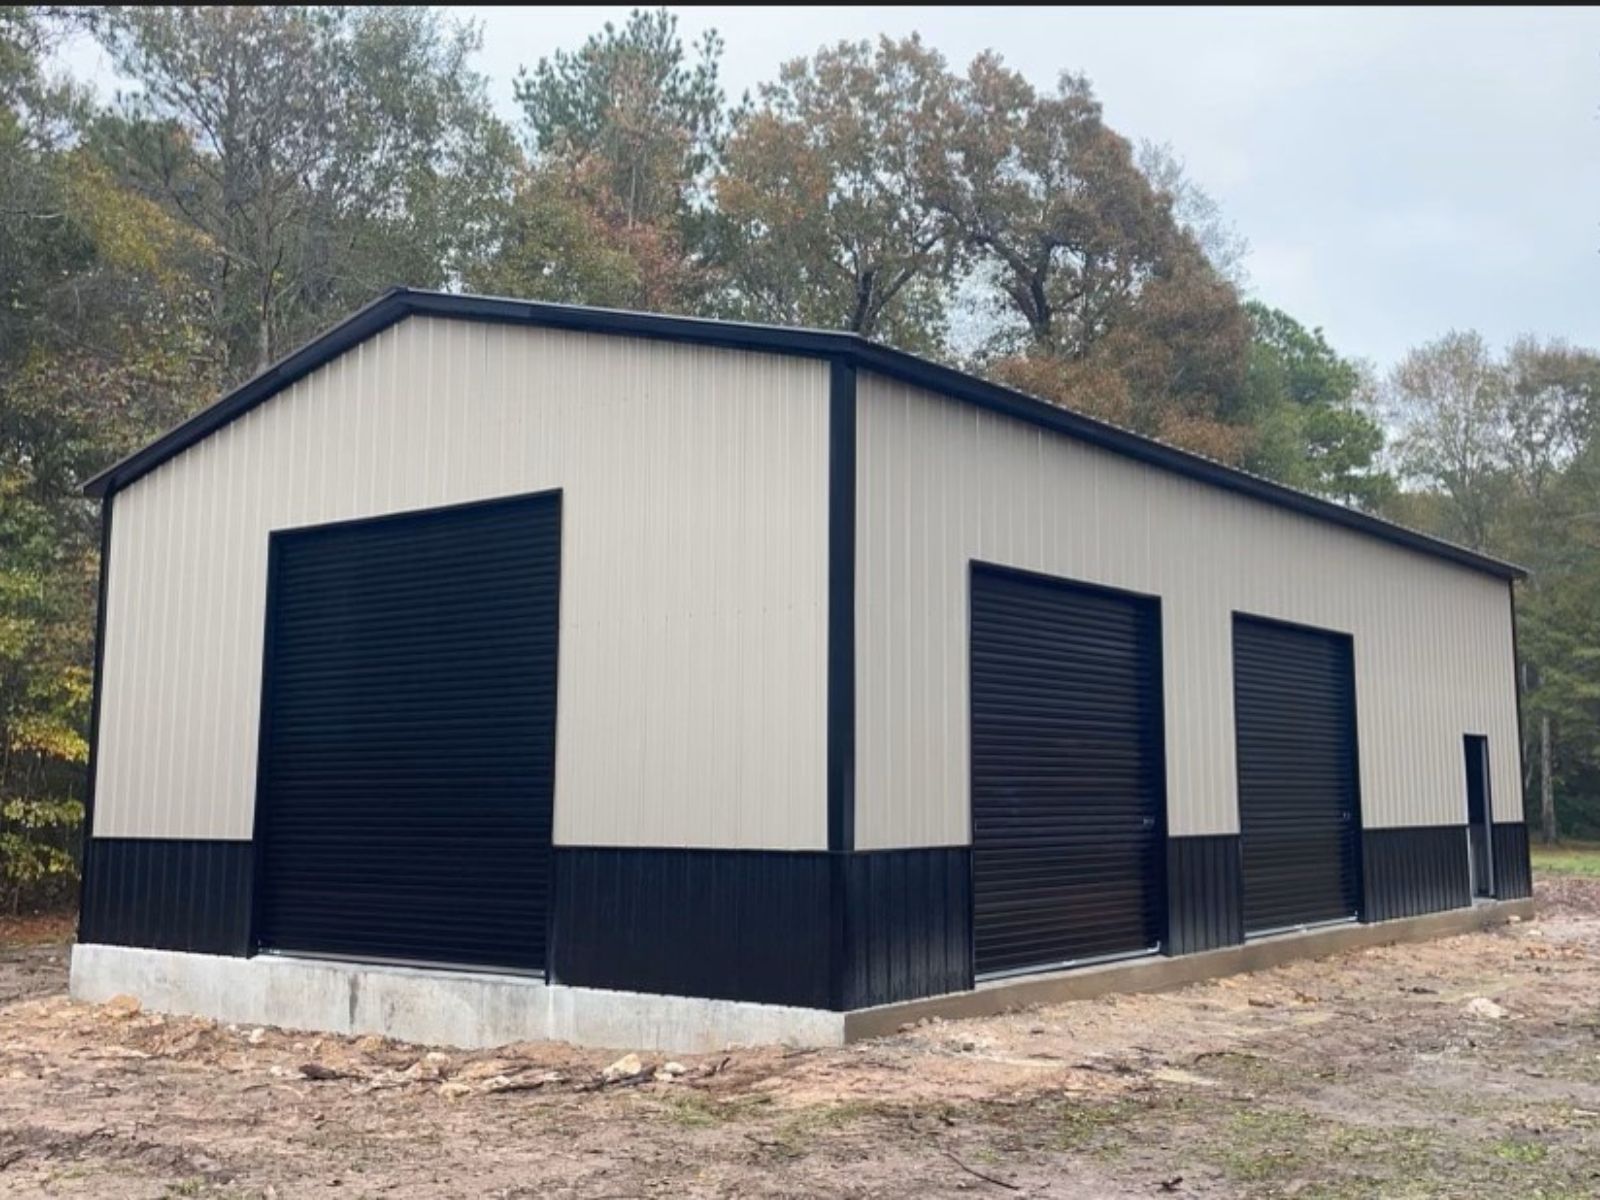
<box><xmin>71</xmin><ymin>289</ymin><xmax>1534</xmax><ymax>1050</ymax></box>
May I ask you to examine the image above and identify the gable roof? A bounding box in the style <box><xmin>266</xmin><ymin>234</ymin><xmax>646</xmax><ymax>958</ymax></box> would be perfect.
<box><xmin>83</xmin><ymin>287</ymin><xmax>1524</xmax><ymax>581</ymax></box>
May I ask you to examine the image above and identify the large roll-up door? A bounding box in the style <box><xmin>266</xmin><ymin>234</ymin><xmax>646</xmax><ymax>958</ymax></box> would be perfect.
<box><xmin>970</xmin><ymin>565</ymin><xmax>1166</xmax><ymax>978</ymax></box>
<box><xmin>1233</xmin><ymin>615</ymin><xmax>1361</xmax><ymax>935</ymax></box>
<box><xmin>255</xmin><ymin>492</ymin><xmax>560</xmax><ymax>973</ymax></box>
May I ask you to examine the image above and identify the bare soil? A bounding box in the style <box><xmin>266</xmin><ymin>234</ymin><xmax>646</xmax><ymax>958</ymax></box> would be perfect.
<box><xmin>3</xmin><ymin>883</ymin><xmax>1599</xmax><ymax>1198</ymax></box>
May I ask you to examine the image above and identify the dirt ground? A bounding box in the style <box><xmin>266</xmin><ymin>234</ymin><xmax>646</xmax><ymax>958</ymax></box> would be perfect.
<box><xmin>2</xmin><ymin>884</ymin><xmax>1599</xmax><ymax>1199</ymax></box>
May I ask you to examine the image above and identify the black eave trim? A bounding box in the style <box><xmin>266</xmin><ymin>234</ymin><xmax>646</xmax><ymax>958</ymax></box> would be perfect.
<box><xmin>828</xmin><ymin>361</ymin><xmax>857</xmax><ymax>854</ymax></box>
<box><xmin>81</xmin><ymin>289</ymin><xmax>1523</xmax><ymax>582</ymax></box>
<box><xmin>75</xmin><ymin>491</ymin><xmax>113</xmax><ymax>944</ymax></box>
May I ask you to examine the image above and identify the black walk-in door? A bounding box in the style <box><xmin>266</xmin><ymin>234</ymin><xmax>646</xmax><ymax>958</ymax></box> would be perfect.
<box><xmin>255</xmin><ymin>492</ymin><xmax>560</xmax><ymax>972</ymax></box>
<box><xmin>1465</xmin><ymin>735</ymin><xmax>1492</xmax><ymax>898</ymax></box>
<box><xmin>1233</xmin><ymin>616</ymin><xmax>1361</xmax><ymax>935</ymax></box>
<box><xmin>970</xmin><ymin>566</ymin><xmax>1166</xmax><ymax>977</ymax></box>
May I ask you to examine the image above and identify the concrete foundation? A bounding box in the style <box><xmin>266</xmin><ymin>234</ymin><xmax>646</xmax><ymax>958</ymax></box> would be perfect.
<box><xmin>72</xmin><ymin>898</ymin><xmax>1533</xmax><ymax>1053</ymax></box>
<box><xmin>69</xmin><ymin>945</ymin><xmax>847</xmax><ymax>1054</ymax></box>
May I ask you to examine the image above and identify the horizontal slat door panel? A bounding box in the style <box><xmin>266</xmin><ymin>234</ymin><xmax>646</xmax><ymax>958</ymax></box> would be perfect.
<box><xmin>971</xmin><ymin>566</ymin><xmax>1165</xmax><ymax>977</ymax></box>
<box><xmin>256</xmin><ymin>493</ymin><xmax>559</xmax><ymax>972</ymax></box>
<box><xmin>1233</xmin><ymin>616</ymin><xmax>1361</xmax><ymax>935</ymax></box>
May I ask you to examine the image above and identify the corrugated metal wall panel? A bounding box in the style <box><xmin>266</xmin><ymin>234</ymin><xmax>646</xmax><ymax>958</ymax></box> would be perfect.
<box><xmin>1492</xmin><ymin>823</ymin><xmax>1533</xmax><ymax>899</ymax></box>
<box><xmin>549</xmin><ymin>847</ymin><xmax>833</xmax><ymax>1007</ymax></box>
<box><xmin>1362</xmin><ymin>827</ymin><xmax>1471</xmax><ymax>921</ymax></box>
<box><xmin>854</xmin><ymin>373</ymin><xmax>1524</xmax><ymax>847</ymax></box>
<box><xmin>837</xmin><ymin>848</ymin><xmax>973</xmax><ymax>1009</ymax></box>
<box><xmin>78</xmin><ymin>839</ymin><xmax>252</xmax><ymax>955</ymax></box>
<box><xmin>92</xmin><ymin>318</ymin><xmax>830</xmax><ymax>848</ymax></box>
<box><xmin>1166</xmin><ymin>835</ymin><xmax>1243</xmax><ymax>955</ymax></box>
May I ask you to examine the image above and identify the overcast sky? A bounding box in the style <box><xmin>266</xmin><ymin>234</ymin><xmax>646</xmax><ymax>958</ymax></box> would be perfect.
<box><xmin>63</xmin><ymin>6</ymin><xmax>1599</xmax><ymax>370</ymax></box>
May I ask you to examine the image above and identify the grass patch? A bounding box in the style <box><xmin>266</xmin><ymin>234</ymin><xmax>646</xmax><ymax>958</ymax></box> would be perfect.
<box><xmin>1493</xmin><ymin>1138</ymin><xmax>1549</xmax><ymax>1164</ymax></box>
<box><xmin>1051</xmin><ymin>1097</ymin><xmax>1143</xmax><ymax>1157</ymax></box>
<box><xmin>775</xmin><ymin>1099</ymin><xmax>879</xmax><ymax>1141</ymax></box>
<box><xmin>654</xmin><ymin>1090</ymin><xmax>775</xmax><ymax>1129</ymax></box>
<box><xmin>1531</xmin><ymin>841</ymin><xmax>1600</xmax><ymax>878</ymax></box>
<box><xmin>1211</xmin><ymin>1109</ymin><xmax>1316</xmax><ymax>1181</ymax></box>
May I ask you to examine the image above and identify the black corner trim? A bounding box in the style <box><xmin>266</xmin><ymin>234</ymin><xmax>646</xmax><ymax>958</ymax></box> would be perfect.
<box><xmin>1362</xmin><ymin>826</ymin><xmax>1472</xmax><ymax>922</ymax></box>
<box><xmin>1492</xmin><ymin>822</ymin><xmax>1533</xmax><ymax>900</ymax></box>
<box><xmin>828</xmin><ymin>361</ymin><xmax>857</xmax><ymax>854</ymax></box>
<box><xmin>1508</xmin><ymin>580</ymin><xmax>1531</xmax><ymax>823</ymax></box>
<box><xmin>76</xmin><ymin>492</ymin><xmax>113</xmax><ymax>944</ymax></box>
<box><xmin>1166</xmin><ymin>834</ymin><xmax>1243</xmax><ymax>955</ymax></box>
<box><xmin>79</xmin><ymin>838</ymin><xmax>253</xmax><ymax>955</ymax></box>
<box><xmin>82</xmin><ymin>289</ymin><xmax>1522</xmax><ymax>581</ymax></box>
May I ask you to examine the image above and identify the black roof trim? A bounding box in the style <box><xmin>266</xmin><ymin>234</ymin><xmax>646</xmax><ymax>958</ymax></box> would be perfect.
<box><xmin>83</xmin><ymin>287</ymin><xmax>1525</xmax><ymax>581</ymax></box>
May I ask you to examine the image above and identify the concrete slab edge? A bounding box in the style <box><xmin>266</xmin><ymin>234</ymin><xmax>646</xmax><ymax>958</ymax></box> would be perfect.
<box><xmin>70</xmin><ymin>900</ymin><xmax>1533</xmax><ymax>1053</ymax></box>
<box><xmin>68</xmin><ymin>944</ymin><xmax>846</xmax><ymax>1054</ymax></box>
<box><xmin>842</xmin><ymin>898</ymin><xmax>1536</xmax><ymax>1041</ymax></box>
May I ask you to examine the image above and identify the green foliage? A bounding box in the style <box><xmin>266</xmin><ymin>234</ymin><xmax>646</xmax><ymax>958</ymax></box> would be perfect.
<box><xmin>1385</xmin><ymin>333</ymin><xmax>1600</xmax><ymax>836</ymax></box>
<box><xmin>98</xmin><ymin>5</ymin><xmax>517</xmax><ymax>380</ymax></box>
<box><xmin>466</xmin><ymin>165</ymin><xmax>672</xmax><ymax>309</ymax></box>
<box><xmin>497</xmin><ymin>8</ymin><xmax>726</xmax><ymax>314</ymax></box>
<box><xmin>1529</xmin><ymin>841</ymin><xmax>1600</xmax><ymax>877</ymax></box>
<box><xmin>0</xmin><ymin>797</ymin><xmax>82</xmax><ymax>913</ymax></box>
<box><xmin>515</xmin><ymin>7</ymin><xmax>729</xmax><ymax>229</ymax></box>
<box><xmin>1239</xmin><ymin>302</ymin><xmax>1392</xmax><ymax>506</ymax></box>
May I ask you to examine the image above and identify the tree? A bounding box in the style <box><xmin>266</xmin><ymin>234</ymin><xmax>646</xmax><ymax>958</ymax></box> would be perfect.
<box><xmin>711</xmin><ymin>35</ymin><xmax>958</xmax><ymax>349</ymax></box>
<box><xmin>1383</xmin><ymin>332</ymin><xmax>1600</xmax><ymax>841</ymax></box>
<box><xmin>1386</xmin><ymin>331</ymin><xmax>1509</xmax><ymax>551</ymax></box>
<box><xmin>98</xmin><ymin>6</ymin><xmax>516</xmax><ymax>380</ymax></box>
<box><xmin>928</xmin><ymin>58</ymin><xmax>1250</xmax><ymax>456</ymax></box>
<box><xmin>465</xmin><ymin>163</ymin><xmax>691</xmax><ymax>310</ymax></box>
<box><xmin>1238</xmin><ymin>303</ymin><xmax>1391</xmax><ymax>507</ymax></box>
<box><xmin>506</xmin><ymin>8</ymin><xmax>729</xmax><ymax>315</ymax></box>
<box><xmin>515</xmin><ymin>7</ymin><xmax>727</xmax><ymax>227</ymax></box>
<box><xmin>0</xmin><ymin>6</ymin><xmax>215</xmax><ymax>909</ymax></box>
<box><xmin>1137</xmin><ymin>140</ymin><xmax>1249</xmax><ymax>286</ymax></box>
<box><xmin>1502</xmin><ymin>337</ymin><xmax>1600</xmax><ymax>509</ymax></box>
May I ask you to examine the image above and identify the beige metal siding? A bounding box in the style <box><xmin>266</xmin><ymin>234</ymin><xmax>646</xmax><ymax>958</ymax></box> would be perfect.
<box><xmin>855</xmin><ymin>372</ymin><xmax>1523</xmax><ymax>848</ymax></box>
<box><xmin>94</xmin><ymin>317</ymin><xmax>830</xmax><ymax>848</ymax></box>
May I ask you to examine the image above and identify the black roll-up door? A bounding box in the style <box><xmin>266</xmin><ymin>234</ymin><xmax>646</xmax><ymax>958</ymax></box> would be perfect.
<box><xmin>256</xmin><ymin>492</ymin><xmax>560</xmax><ymax>973</ymax></box>
<box><xmin>1233</xmin><ymin>616</ymin><xmax>1361</xmax><ymax>935</ymax></box>
<box><xmin>970</xmin><ymin>565</ymin><xmax>1166</xmax><ymax>978</ymax></box>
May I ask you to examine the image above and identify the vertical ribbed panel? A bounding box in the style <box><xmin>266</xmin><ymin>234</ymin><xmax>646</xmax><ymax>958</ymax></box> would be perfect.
<box><xmin>547</xmin><ymin>846</ymin><xmax>972</xmax><ymax>1010</ymax></box>
<box><xmin>854</xmin><ymin>373</ymin><xmax>1524</xmax><ymax>848</ymax></box>
<box><xmin>838</xmin><ymin>848</ymin><xmax>972</xmax><ymax>1008</ymax></box>
<box><xmin>1166</xmin><ymin>835</ymin><xmax>1243</xmax><ymax>954</ymax></box>
<box><xmin>78</xmin><ymin>839</ymin><xmax>252</xmax><ymax>954</ymax></box>
<box><xmin>549</xmin><ymin>848</ymin><xmax>832</xmax><ymax>1007</ymax></box>
<box><xmin>1362</xmin><ymin>827</ymin><xmax>1472</xmax><ymax>921</ymax></box>
<box><xmin>1492</xmin><ymin>822</ymin><xmax>1533</xmax><ymax>899</ymax></box>
<box><xmin>92</xmin><ymin>319</ymin><xmax>830</xmax><ymax>848</ymax></box>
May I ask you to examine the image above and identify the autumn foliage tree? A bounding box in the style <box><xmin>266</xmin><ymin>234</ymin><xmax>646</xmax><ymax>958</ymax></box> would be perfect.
<box><xmin>712</xmin><ymin>36</ymin><xmax>958</xmax><ymax>350</ymax></box>
<box><xmin>921</xmin><ymin>57</ymin><xmax>1250</xmax><ymax>457</ymax></box>
<box><xmin>489</xmin><ymin>8</ymin><xmax>729</xmax><ymax>312</ymax></box>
